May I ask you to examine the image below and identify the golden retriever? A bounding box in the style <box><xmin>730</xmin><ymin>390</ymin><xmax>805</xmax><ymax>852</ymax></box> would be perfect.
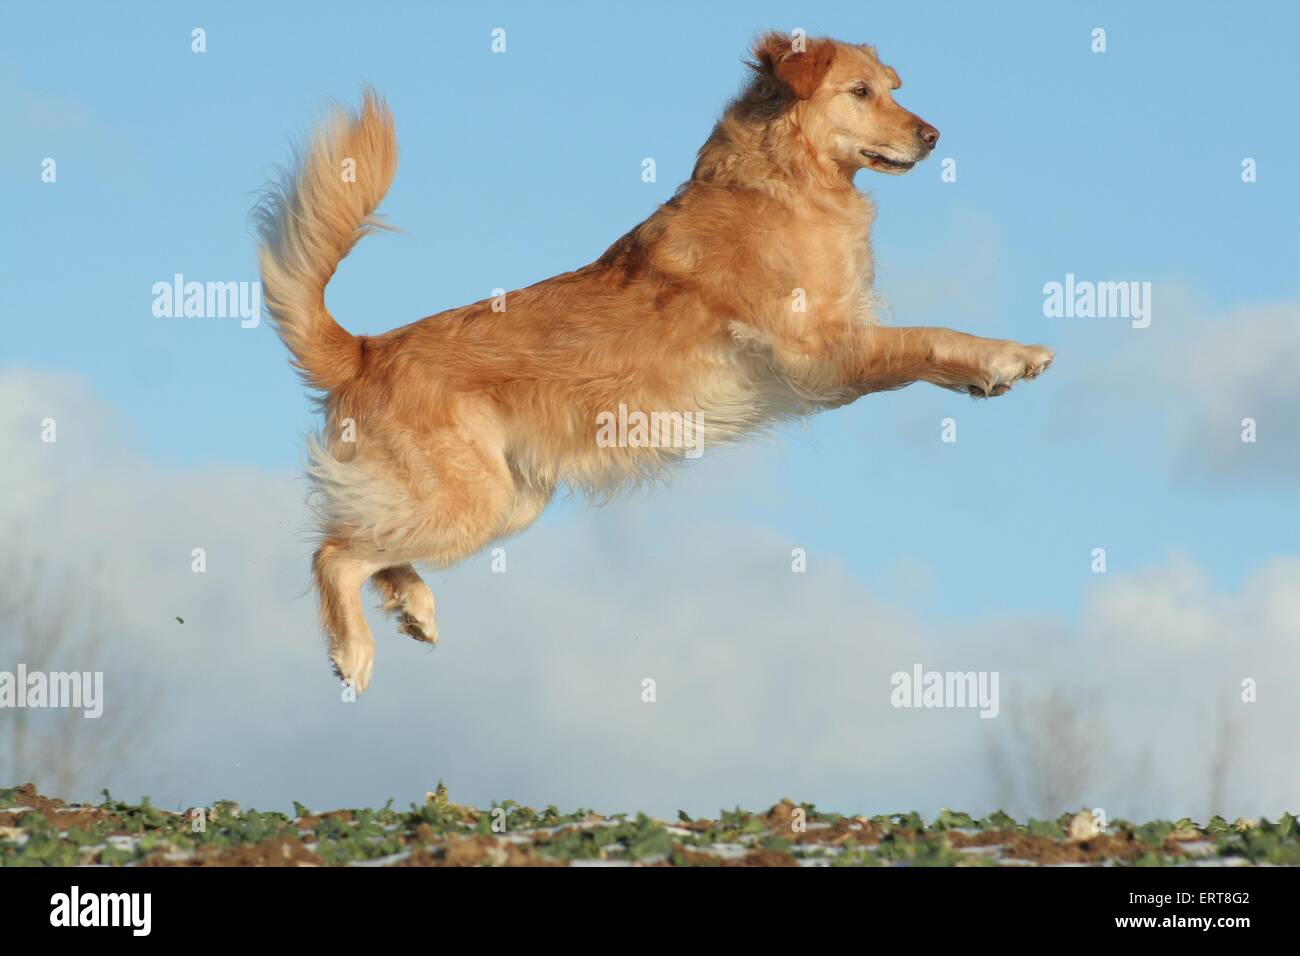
<box><xmin>255</xmin><ymin>32</ymin><xmax>1053</xmax><ymax>693</ymax></box>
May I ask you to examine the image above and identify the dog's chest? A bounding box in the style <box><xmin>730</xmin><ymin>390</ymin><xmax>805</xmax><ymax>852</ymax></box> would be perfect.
<box><xmin>775</xmin><ymin>198</ymin><xmax>876</xmax><ymax>302</ymax></box>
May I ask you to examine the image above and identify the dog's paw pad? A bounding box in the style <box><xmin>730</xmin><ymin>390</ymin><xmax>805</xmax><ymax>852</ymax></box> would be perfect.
<box><xmin>398</xmin><ymin>612</ymin><xmax>438</xmax><ymax>646</ymax></box>
<box><xmin>977</xmin><ymin>343</ymin><xmax>1054</xmax><ymax>396</ymax></box>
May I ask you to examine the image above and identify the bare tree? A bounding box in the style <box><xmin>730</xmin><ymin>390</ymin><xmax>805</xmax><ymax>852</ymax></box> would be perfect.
<box><xmin>1206</xmin><ymin>693</ymin><xmax>1237</xmax><ymax>821</ymax></box>
<box><xmin>986</xmin><ymin>685</ymin><xmax>1104</xmax><ymax>818</ymax></box>
<box><xmin>0</xmin><ymin>545</ymin><xmax>153</xmax><ymax>800</ymax></box>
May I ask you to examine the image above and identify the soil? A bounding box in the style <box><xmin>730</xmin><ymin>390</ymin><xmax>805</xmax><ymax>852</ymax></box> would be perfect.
<box><xmin>3</xmin><ymin>784</ymin><xmax>1290</xmax><ymax>867</ymax></box>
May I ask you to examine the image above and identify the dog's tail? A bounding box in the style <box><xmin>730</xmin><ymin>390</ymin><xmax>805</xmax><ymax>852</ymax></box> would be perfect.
<box><xmin>253</xmin><ymin>89</ymin><xmax>397</xmax><ymax>390</ymax></box>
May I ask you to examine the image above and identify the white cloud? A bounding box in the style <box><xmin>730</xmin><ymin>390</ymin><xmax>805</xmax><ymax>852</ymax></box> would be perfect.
<box><xmin>1053</xmin><ymin>299</ymin><xmax>1300</xmax><ymax>484</ymax></box>
<box><xmin>1165</xmin><ymin>303</ymin><xmax>1300</xmax><ymax>483</ymax></box>
<box><xmin>1</xmin><ymin>368</ymin><xmax>1296</xmax><ymax>822</ymax></box>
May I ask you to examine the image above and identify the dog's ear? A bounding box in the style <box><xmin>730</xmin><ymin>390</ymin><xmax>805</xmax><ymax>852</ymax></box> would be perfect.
<box><xmin>751</xmin><ymin>32</ymin><xmax>835</xmax><ymax>99</ymax></box>
<box><xmin>883</xmin><ymin>65</ymin><xmax>902</xmax><ymax>90</ymax></box>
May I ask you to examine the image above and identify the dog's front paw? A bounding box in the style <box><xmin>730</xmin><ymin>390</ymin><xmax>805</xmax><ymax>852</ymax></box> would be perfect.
<box><xmin>970</xmin><ymin>342</ymin><xmax>1054</xmax><ymax>397</ymax></box>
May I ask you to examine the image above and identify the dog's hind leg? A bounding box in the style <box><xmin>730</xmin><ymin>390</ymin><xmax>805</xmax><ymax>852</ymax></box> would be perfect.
<box><xmin>497</xmin><ymin>471</ymin><xmax>555</xmax><ymax>540</ymax></box>
<box><xmin>368</xmin><ymin>469</ymin><xmax>552</xmax><ymax>647</ymax></box>
<box><xmin>355</xmin><ymin>415</ymin><xmax>523</xmax><ymax>657</ymax></box>
<box><xmin>312</xmin><ymin>404</ymin><xmax>538</xmax><ymax>690</ymax></box>
<box><xmin>313</xmin><ymin>541</ymin><xmax>383</xmax><ymax>693</ymax></box>
<box><xmin>371</xmin><ymin>564</ymin><xmax>438</xmax><ymax>645</ymax></box>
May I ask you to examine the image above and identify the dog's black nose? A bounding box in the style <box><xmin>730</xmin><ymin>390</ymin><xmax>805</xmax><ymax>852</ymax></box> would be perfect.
<box><xmin>917</xmin><ymin>122</ymin><xmax>940</xmax><ymax>149</ymax></box>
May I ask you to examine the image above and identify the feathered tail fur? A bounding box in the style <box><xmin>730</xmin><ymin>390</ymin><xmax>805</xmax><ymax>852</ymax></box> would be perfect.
<box><xmin>253</xmin><ymin>90</ymin><xmax>398</xmax><ymax>390</ymax></box>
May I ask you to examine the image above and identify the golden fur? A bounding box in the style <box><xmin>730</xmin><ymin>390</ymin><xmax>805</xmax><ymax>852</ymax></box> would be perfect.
<box><xmin>255</xmin><ymin>33</ymin><xmax>1053</xmax><ymax>692</ymax></box>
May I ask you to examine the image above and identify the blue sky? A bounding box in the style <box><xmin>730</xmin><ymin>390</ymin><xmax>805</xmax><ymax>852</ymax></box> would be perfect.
<box><xmin>3</xmin><ymin>2</ymin><xmax>1299</xmax><ymax>817</ymax></box>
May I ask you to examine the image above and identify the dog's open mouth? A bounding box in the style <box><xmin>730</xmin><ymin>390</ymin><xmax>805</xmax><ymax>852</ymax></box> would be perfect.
<box><xmin>859</xmin><ymin>149</ymin><xmax>915</xmax><ymax>170</ymax></box>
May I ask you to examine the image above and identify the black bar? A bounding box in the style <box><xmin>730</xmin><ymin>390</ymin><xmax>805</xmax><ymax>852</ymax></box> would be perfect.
<box><xmin>0</xmin><ymin>863</ymin><xmax>1279</xmax><ymax>941</ymax></box>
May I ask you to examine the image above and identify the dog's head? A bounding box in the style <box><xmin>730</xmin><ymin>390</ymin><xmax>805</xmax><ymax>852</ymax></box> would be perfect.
<box><xmin>750</xmin><ymin>32</ymin><xmax>939</xmax><ymax>176</ymax></box>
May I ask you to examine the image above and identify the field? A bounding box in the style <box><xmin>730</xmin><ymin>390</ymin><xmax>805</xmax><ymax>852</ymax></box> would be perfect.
<box><xmin>2</xmin><ymin>783</ymin><xmax>1297</xmax><ymax>867</ymax></box>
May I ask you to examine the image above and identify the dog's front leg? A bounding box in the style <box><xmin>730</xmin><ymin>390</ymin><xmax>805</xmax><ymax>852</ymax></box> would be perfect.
<box><xmin>849</xmin><ymin>326</ymin><xmax>1053</xmax><ymax>397</ymax></box>
<box><xmin>733</xmin><ymin>320</ymin><xmax>1052</xmax><ymax>401</ymax></box>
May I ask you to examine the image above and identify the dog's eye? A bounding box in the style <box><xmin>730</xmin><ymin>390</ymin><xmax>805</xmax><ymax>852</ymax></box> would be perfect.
<box><xmin>851</xmin><ymin>84</ymin><xmax>870</xmax><ymax>97</ymax></box>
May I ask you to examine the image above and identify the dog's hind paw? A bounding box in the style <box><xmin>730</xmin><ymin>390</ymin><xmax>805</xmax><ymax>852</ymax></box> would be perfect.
<box><xmin>397</xmin><ymin>610</ymin><xmax>438</xmax><ymax>646</ymax></box>
<box><xmin>330</xmin><ymin>639</ymin><xmax>375</xmax><ymax>695</ymax></box>
<box><xmin>371</xmin><ymin>565</ymin><xmax>439</xmax><ymax>646</ymax></box>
